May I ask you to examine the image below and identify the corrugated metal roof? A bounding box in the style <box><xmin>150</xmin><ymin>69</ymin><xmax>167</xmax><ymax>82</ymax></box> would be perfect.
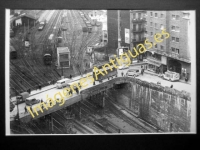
<box><xmin>57</xmin><ymin>47</ymin><xmax>70</xmax><ymax>53</ymax></box>
<box><xmin>10</xmin><ymin>13</ymin><xmax>36</xmax><ymax>23</ymax></box>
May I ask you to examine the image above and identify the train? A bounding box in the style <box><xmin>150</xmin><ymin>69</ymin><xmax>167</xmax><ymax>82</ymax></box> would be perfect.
<box><xmin>43</xmin><ymin>34</ymin><xmax>54</xmax><ymax>65</ymax></box>
<box><xmin>93</xmin><ymin>62</ymin><xmax>117</xmax><ymax>81</ymax></box>
<box><xmin>10</xmin><ymin>46</ymin><xmax>17</xmax><ymax>59</ymax></box>
<box><xmin>38</xmin><ymin>20</ymin><xmax>46</xmax><ymax>31</ymax></box>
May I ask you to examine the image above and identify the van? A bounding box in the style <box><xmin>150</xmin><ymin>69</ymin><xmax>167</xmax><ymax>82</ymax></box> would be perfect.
<box><xmin>163</xmin><ymin>70</ymin><xmax>180</xmax><ymax>81</ymax></box>
<box><xmin>126</xmin><ymin>69</ymin><xmax>140</xmax><ymax>77</ymax></box>
<box><xmin>56</xmin><ymin>78</ymin><xmax>72</xmax><ymax>89</ymax></box>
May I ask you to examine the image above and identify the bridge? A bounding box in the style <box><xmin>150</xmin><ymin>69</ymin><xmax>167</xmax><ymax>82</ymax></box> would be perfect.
<box><xmin>10</xmin><ymin>75</ymin><xmax>191</xmax><ymax>132</ymax></box>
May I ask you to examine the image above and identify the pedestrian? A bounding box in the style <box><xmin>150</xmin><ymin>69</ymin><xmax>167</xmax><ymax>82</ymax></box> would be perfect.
<box><xmin>121</xmin><ymin>72</ymin><xmax>124</xmax><ymax>77</ymax></box>
<box><xmin>170</xmin><ymin>84</ymin><xmax>173</xmax><ymax>88</ymax></box>
<box><xmin>24</xmin><ymin>106</ymin><xmax>27</xmax><ymax>114</ymax></box>
<box><xmin>78</xmin><ymin>82</ymin><xmax>81</xmax><ymax>88</ymax></box>
<box><xmin>70</xmin><ymin>74</ymin><xmax>72</xmax><ymax>79</ymax></box>
<box><xmin>76</xmin><ymin>88</ymin><xmax>79</xmax><ymax>94</ymax></box>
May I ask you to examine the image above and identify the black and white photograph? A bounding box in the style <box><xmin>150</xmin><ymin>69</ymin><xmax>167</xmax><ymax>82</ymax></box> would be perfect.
<box><xmin>5</xmin><ymin>9</ymin><xmax>196</xmax><ymax>135</ymax></box>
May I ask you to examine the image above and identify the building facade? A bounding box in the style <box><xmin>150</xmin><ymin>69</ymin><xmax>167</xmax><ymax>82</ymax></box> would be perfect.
<box><xmin>145</xmin><ymin>11</ymin><xmax>191</xmax><ymax>81</ymax></box>
<box><xmin>130</xmin><ymin>10</ymin><xmax>146</xmax><ymax>61</ymax></box>
<box><xmin>107</xmin><ymin>10</ymin><xmax>130</xmax><ymax>55</ymax></box>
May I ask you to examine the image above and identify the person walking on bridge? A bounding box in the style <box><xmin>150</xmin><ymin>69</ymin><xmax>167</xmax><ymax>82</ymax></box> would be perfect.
<box><xmin>24</xmin><ymin>106</ymin><xmax>27</xmax><ymax>114</ymax></box>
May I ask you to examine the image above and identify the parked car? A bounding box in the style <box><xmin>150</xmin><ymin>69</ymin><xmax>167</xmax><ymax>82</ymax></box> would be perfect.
<box><xmin>126</xmin><ymin>69</ymin><xmax>140</xmax><ymax>77</ymax></box>
<box><xmin>25</xmin><ymin>98</ymin><xmax>40</xmax><ymax>106</ymax></box>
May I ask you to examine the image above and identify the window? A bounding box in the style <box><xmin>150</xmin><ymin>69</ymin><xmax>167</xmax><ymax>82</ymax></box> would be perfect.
<box><xmin>172</xmin><ymin>37</ymin><xmax>175</xmax><ymax>41</ymax></box>
<box><xmin>138</xmin><ymin>24</ymin><xmax>142</xmax><ymax>30</ymax></box>
<box><xmin>133</xmin><ymin>25</ymin><xmax>136</xmax><ymax>31</ymax></box>
<box><xmin>155</xmin><ymin>23</ymin><xmax>157</xmax><ymax>28</ymax></box>
<box><xmin>151</xmin><ymin>32</ymin><xmax>153</xmax><ymax>36</ymax></box>
<box><xmin>183</xmin><ymin>13</ymin><xmax>189</xmax><ymax>18</ymax></box>
<box><xmin>172</xmin><ymin>14</ymin><xmax>176</xmax><ymax>20</ymax></box>
<box><xmin>150</xmin><ymin>22</ymin><xmax>153</xmax><ymax>26</ymax></box>
<box><xmin>171</xmin><ymin>47</ymin><xmax>175</xmax><ymax>52</ymax></box>
<box><xmin>172</xmin><ymin>14</ymin><xmax>180</xmax><ymax>20</ymax></box>
<box><xmin>155</xmin><ymin>44</ymin><xmax>157</xmax><ymax>48</ymax></box>
<box><xmin>172</xmin><ymin>25</ymin><xmax>180</xmax><ymax>32</ymax></box>
<box><xmin>176</xmin><ymin>49</ymin><xmax>180</xmax><ymax>54</ymax></box>
<box><xmin>176</xmin><ymin>26</ymin><xmax>180</xmax><ymax>32</ymax></box>
<box><xmin>133</xmin><ymin>13</ymin><xmax>136</xmax><ymax>19</ymax></box>
<box><xmin>161</xmin><ymin>14</ymin><xmax>164</xmax><ymax>18</ymax></box>
<box><xmin>138</xmin><ymin>13</ymin><xmax>141</xmax><ymax>19</ymax></box>
<box><xmin>176</xmin><ymin>15</ymin><xmax>180</xmax><ymax>20</ymax></box>
<box><xmin>150</xmin><ymin>12</ymin><xmax>153</xmax><ymax>16</ymax></box>
<box><xmin>176</xmin><ymin>38</ymin><xmax>179</xmax><ymax>42</ymax></box>
<box><xmin>160</xmin><ymin>45</ymin><xmax>164</xmax><ymax>50</ymax></box>
<box><xmin>155</xmin><ymin>13</ymin><xmax>158</xmax><ymax>17</ymax></box>
<box><xmin>160</xmin><ymin>24</ymin><xmax>164</xmax><ymax>29</ymax></box>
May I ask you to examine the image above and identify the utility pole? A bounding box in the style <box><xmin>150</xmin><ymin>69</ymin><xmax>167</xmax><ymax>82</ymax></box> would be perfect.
<box><xmin>118</xmin><ymin>10</ymin><xmax>121</xmax><ymax>48</ymax></box>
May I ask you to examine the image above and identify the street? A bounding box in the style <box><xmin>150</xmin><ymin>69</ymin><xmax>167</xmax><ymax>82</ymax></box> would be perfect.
<box><xmin>117</xmin><ymin>65</ymin><xmax>192</xmax><ymax>94</ymax></box>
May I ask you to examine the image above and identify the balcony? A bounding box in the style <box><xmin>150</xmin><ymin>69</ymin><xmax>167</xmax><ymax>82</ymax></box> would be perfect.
<box><xmin>132</xmin><ymin>28</ymin><xmax>145</xmax><ymax>33</ymax></box>
<box><xmin>132</xmin><ymin>18</ymin><xmax>146</xmax><ymax>23</ymax></box>
<box><xmin>132</xmin><ymin>37</ymin><xmax>146</xmax><ymax>43</ymax></box>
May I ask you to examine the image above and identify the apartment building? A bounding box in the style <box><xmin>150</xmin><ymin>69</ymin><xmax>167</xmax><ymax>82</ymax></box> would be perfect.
<box><xmin>130</xmin><ymin>10</ymin><xmax>146</xmax><ymax>61</ymax></box>
<box><xmin>145</xmin><ymin>11</ymin><xmax>191</xmax><ymax>80</ymax></box>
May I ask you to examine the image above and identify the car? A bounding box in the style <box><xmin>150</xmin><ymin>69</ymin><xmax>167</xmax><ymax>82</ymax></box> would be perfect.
<box><xmin>118</xmin><ymin>64</ymin><xmax>129</xmax><ymax>70</ymax></box>
<box><xmin>126</xmin><ymin>69</ymin><xmax>140</xmax><ymax>77</ymax></box>
<box><xmin>25</xmin><ymin>98</ymin><xmax>40</xmax><ymax>106</ymax></box>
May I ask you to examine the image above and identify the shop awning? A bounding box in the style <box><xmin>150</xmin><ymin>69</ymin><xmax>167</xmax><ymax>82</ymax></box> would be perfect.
<box><xmin>147</xmin><ymin>60</ymin><xmax>161</xmax><ymax>67</ymax></box>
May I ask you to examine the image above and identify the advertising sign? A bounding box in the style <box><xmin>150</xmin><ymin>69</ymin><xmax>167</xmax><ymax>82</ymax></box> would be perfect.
<box><xmin>125</xmin><ymin>28</ymin><xmax>130</xmax><ymax>44</ymax></box>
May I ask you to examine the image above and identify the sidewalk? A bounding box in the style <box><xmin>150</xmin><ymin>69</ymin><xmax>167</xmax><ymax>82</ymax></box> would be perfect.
<box><xmin>143</xmin><ymin>70</ymin><xmax>191</xmax><ymax>85</ymax></box>
<box><xmin>130</xmin><ymin>61</ymin><xmax>191</xmax><ymax>85</ymax></box>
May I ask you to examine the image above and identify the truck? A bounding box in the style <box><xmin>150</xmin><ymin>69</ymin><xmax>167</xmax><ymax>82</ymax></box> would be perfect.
<box><xmin>11</xmin><ymin>92</ymin><xmax>30</xmax><ymax>105</ymax></box>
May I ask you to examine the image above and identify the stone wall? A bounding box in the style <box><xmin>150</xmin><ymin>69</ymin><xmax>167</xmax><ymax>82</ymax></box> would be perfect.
<box><xmin>108</xmin><ymin>77</ymin><xmax>191</xmax><ymax>132</ymax></box>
